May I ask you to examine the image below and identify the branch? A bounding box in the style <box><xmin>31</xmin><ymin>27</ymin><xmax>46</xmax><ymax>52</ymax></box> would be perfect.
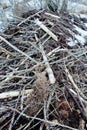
<box><xmin>0</xmin><ymin>89</ymin><xmax>33</xmax><ymax>99</ymax></box>
<box><xmin>0</xmin><ymin>36</ymin><xmax>37</xmax><ymax>63</ymax></box>
<box><xmin>39</xmin><ymin>44</ymin><xmax>56</xmax><ymax>84</ymax></box>
<box><xmin>35</xmin><ymin>19</ymin><xmax>58</xmax><ymax>41</ymax></box>
<box><xmin>65</xmin><ymin>67</ymin><xmax>87</xmax><ymax>101</ymax></box>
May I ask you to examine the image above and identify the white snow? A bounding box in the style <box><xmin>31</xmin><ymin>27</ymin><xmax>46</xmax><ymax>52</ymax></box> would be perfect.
<box><xmin>79</xmin><ymin>14</ymin><xmax>87</xmax><ymax>19</ymax></box>
<box><xmin>74</xmin><ymin>25</ymin><xmax>87</xmax><ymax>37</ymax></box>
<box><xmin>0</xmin><ymin>0</ymin><xmax>11</xmax><ymax>7</ymax></box>
<box><xmin>67</xmin><ymin>38</ymin><xmax>76</xmax><ymax>47</ymax></box>
<box><xmin>68</xmin><ymin>1</ymin><xmax>87</xmax><ymax>14</ymax></box>
<box><xmin>67</xmin><ymin>24</ymin><xmax>87</xmax><ymax>46</ymax></box>
<box><xmin>74</xmin><ymin>35</ymin><xmax>86</xmax><ymax>45</ymax></box>
<box><xmin>85</xmin><ymin>23</ymin><xmax>87</xmax><ymax>27</ymax></box>
<box><xmin>70</xmin><ymin>24</ymin><xmax>87</xmax><ymax>46</ymax></box>
<box><xmin>67</xmin><ymin>35</ymin><xmax>86</xmax><ymax>46</ymax></box>
<box><xmin>27</xmin><ymin>0</ymin><xmax>47</xmax><ymax>10</ymax></box>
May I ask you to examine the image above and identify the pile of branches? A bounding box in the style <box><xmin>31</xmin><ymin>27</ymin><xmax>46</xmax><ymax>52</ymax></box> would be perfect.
<box><xmin>0</xmin><ymin>9</ymin><xmax>87</xmax><ymax>130</ymax></box>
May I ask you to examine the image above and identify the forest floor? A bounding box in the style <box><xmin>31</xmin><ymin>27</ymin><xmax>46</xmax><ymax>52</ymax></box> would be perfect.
<box><xmin>0</xmin><ymin>9</ymin><xmax>87</xmax><ymax>130</ymax></box>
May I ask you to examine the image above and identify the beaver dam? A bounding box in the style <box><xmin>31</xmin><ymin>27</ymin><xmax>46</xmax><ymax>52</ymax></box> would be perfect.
<box><xmin>0</xmin><ymin>9</ymin><xmax>87</xmax><ymax>130</ymax></box>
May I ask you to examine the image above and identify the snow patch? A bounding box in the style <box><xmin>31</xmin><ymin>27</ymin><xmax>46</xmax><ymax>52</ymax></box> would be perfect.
<box><xmin>68</xmin><ymin>2</ymin><xmax>87</xmax><ymax>14</ymax></box>
<box><xmin>74</xmin><ymin>25</ymin><xmax>87</xmax><ymax>37</ymax></box>
<box><xmin>85</xmin><ymin>23</ymin><xmax>87</xmax><ymax>27</ymax></box>
<box><xmin>75</xmin><ymin>35</ymin><xmax>86</xmax><ymax>45</ymax></box>
<box><xmin>79</xmin><ymin>14</ymin><xmax>87</xmax><ymax>19</ymax></box>
<box><xmin>67</xmin><ymin>38</ymin><xmax>76</xmax><ymax>47</ymax></box>
<box><xmin>67</xmin><ymin>19</ymin><xmax>87</xmax><ymax>46</ymax></box>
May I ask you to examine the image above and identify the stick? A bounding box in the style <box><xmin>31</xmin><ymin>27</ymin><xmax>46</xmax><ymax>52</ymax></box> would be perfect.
<box><xmin>35</xmin><ymin>19</ymin><xmax>58</xmax><ymax>42</ymax></box>
<box><xmin>45</xmin><ymin>12</ymin><xmax>60</xmax><ymax>19</ymax></box>
<box><xmin>69</xmin><ymin>88</ymin><xmax>87</xmax><ymax>104</ymax></box>
<box><xmin>39</xmin><ymin>44</ymin><xmax>56</xmax><ymax>84</ymax></box>
<box><xmin>0</xmin><ymin>46</ymin><xmax>14</xmax><ymax>57</ymax></box>
<box><xmin>5</xmin><ymin>107</ymin><xmax>79</xmax><ymax>130</ymax></box>
<box><xmin>0</xmin><ymin>36</ymin><xmax>37</xmax><ymax>63</ymax></box>
<box><xmin>47</xmin><ymin>46</ymin><xmax>60</xmax><ymax>57</ymax></box>
<box><xmin>65</xmin><ymin>67</ymin><xmax>87</xmax><ymax>100</ymax></box>
<box><xmin>17</xmin><ymin>10</ymin><xmax>44</xmax><ymax>26</ymax></box>
<box><xmin>0</xmin><ymin>89</ymin><xmax>33</xmax><ymax>99</ymax></box>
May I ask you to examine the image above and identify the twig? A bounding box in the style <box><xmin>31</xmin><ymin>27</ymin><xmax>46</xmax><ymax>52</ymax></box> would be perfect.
<box><xmin>69</xmin><ymin>88</ymin><xmax>87</xmax><ymax>104</ymax></box>
<box><xmin>0</xmin><ymin>46</ymin><xmax>14</xmax><ymax>57</ymax></box>
<box><xmin>47</xmin><ymin>46</ymin><xmax>60</xmax><ymax>57</ymax></box>
<box><xmin>39</xmin><ymin>123</ymin><xmax>44</xmax><ymax>130</ymax></box>
<box><xmin>35</xmin><ymin>19</ymin><xmax>58</xmax><ymax>41</ymax></box>
<box><xmin>17</xmin><ymin>10</ymin><xmax>44</xmax><ymax>26</ymax></box>
<box><xmin>66</xmin><ymin>86</ymin><xmax>87</xmax><ymax>121</ymax></box>
<box><xmin>0</xmin><ymin>119</ymin><xmax>11</xmax><ymax>130</ymax></box>
<box><xmin>85</xmin><ymin>73</ymin><xmax>87</xmax><ymax>77</ymax></box>
<box><xmin>0</xmin><ymin>71</ymin><xmax>14</xmax><ymax>87</ymax></box>
<box><xmin>5</xmin><ymin>106</ymin><xmax>79</xmax><ymax>130</ymax></box>
<box><xmin>65</xmin><ymin>66</ymin><xmax>87</xmax><ymax>101</ymax></box>
<box><xmin>45</xmin><ymin>12</ymin><xmax>60</xmax><ymax>19</ymax></box>
<box><xmin>0</xmin><ymin>89</ymin><xmax>33</xmax><ymax>99</ymax></box>
<box><xmin>23</xmin><ymin>108</ymin><xmax>43</xmax><ymax>130</ymax></box>
<box><xmin>8</xmin><ymin>92</ymin><xmax>21</xmax><ymax>130</ymax></box>
<box><xmin>39</xmin><ymin>44</ymin><xmax>56</xmax><ymax>84</ymax></box>
<box><xmin>0</xmin><ymin>104</ymin><xmax>78</xmax><ymax>130</ymax></box>
<box><xmin>79</xmin><ymin>118</ymin><xmax>85</xmax><ymax>130</ymax></box>
<box><xmin>0</xmin><ymin>36</ymin><xmax>37</xmax><ymax>63</ymax></box>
